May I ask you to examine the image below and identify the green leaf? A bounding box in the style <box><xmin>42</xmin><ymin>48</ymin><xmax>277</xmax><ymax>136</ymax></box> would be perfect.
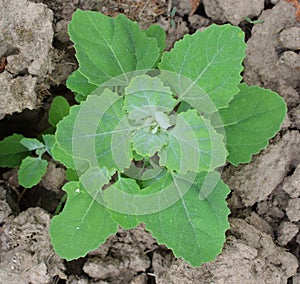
<box><xmin>48</xmin><ymin>96</ymin><xmax>70</xmax><ymax>127</ymax></box>
<box><xmin>138</xmin><ymin>171</ymin><xmax>230</xmax><ymax>266</ymax></box>
<box><xmin>65</xmin><ymin>168</ymin><xmax>79</xmax><ymax>181</ymax></box>
<box><xmin>52</xmin><ymin>142</ymin><xmax>75</xmax><ymax>169</ymax></box>
<box><xmin>54</xmin><ymin>89</ymin><xmax>133</xmax><ymax>173</ymax></box>
<box><xmin>104</xmin><ymin>170</ymin><xmax>194</xmax><ymax>214</ymax></box>
<box><xmin>52</xmin><ymin>104</ymin><xmax>91</xmax><ymax>172</ymax></box>
<box><xmin>106</xmin><ymin>178</ymin><xmax>140</xmax><ymax>229</ymax></box>
<box><xmin>159</xmin><ymin>24</ymin><xmax>246</xmax><ymax>110</ymax></box>
<box><xmin>20</xmin><ymin>138</ymin><xmax>45</xmax><ymax>151</ymax></box>
<box><xmin>68</xmin><ymin>10</ymin><xmax>160</xmax><ymax>87</ymax></box>
<box><xmin>66</xmin><ymin>70</ymin><xmax>97</xmax><ymax>99</ymax></box>
<box><xmin>91</xmin><ymin>93</ymin><xmax>133</xmax><ymax>171</ymax></box>
<box><xmin>124</xmin><ymin>75</ymin><xmax>177</xmax><ymax>121</ymax></box>
<box><xmin>132</xmin><ymin>150</ymin><xmax>144</xmax><ymax>161</ymax></box>
<box><xmin>131</xmin><ymin>129</ymin><xmax>168</xmax><ymax>157</ymax></box>
<box><xmin>177</xmin><ymin>101</ymin><xmax>192</xmax><ymax>113</ymax></box>
<box><xmin>52</xmin><ymin>105</ymin><xmax>81</xmax><ymax>169</ymax></box>
<box><xmin>154</xmin><ymin>111</ymin><xmax>172</xmax><ymax>129</ymax></box>
<box><xmin>36</xmin><ymin>148</ymin><xmax>47</xmax><ymax>157</ymax></box>
<box><xmin>213</xmin><ymin>83</ymin><xmax>287</xmax><ymax>165</ymax></box>
<box><xmin>42</xmin><ymin>134</ymin><xmax>55</xmax><ymax>157</ymax></box>
<box><xmin>124</xmin><ymin>158</ymin><xmax>163</xmax><ymax>182</ymax></box>
<box><xmin>144</xmin><ymin>24</ymin><xmax>166</xmax><ymax>61</ymax></box>
<box><xmin>141</xmin><ymin>167</ymin><xmax>171</xmax><ymax>188</ymax></box>
<box><xmin>50</xmin><ymin>181</ymin><xmax>118</xmax><ymax>260</ymax></box>
<box><xmin>18</xmin><ymin>157</ymin><xmax>48</xmax><ymax>188</ymax></box>
<box><xmin>42</xmin><ymin>126</ymin><xmax>56</xmax><ymax>135</ymax></box>
<box><xmin>0</xmin><ymin>134</ymin><xmax>31</xmax><ymax>167</ymax></box>
<box><xmin>158</xmin><ymin>110</ymin><xmax>227</xmax><ymax>173</ymax></box>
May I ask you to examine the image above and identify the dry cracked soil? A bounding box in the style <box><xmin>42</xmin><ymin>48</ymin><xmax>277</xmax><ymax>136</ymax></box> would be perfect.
<box><xmin>0</xmin><ymin>0</ymin><xmax>300</xmax><ymax>283</ymax></box>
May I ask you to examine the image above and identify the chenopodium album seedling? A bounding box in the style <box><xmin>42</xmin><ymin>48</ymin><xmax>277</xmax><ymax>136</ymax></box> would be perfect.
<box><xmin>0</xmin><ymin>96</ymin><xmax>69</xmax><ymax>188</ymax></box>
<box><xmin>49</xmin><ymin>10</ymin><xmax>286</xmax><ymax>266</ymax></box>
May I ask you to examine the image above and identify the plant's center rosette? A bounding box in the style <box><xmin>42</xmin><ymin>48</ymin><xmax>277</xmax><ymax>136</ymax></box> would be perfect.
<box><xmin>72</xmin><ymin>70</ymin><xmax>227</xmax><ymax>215</ymax></box>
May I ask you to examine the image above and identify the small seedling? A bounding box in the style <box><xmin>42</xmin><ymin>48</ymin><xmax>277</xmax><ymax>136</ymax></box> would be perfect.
<box><xmin>0</xmin><ymin>96</ymin><xmax>70</xmax><ymax>188</ymax></box>
<box><xmin>169</xmin><ymin>7</ymin><xmax>177</xmax><ymax>29</ymax></box>
<box><xmin>244</xmin><ymin>16</ymin><xmax>265</xmax><ymax>25</ymax></box>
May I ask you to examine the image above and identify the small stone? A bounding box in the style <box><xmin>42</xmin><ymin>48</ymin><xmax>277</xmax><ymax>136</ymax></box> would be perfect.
<box><xmin>289</xmin><ymin>107</ymin><xmax>300</xmax><ymax>130</ymax></box>
<box><xmin>286</xmin><ymin>198</ymin><xmax>300</xmax><ymax>222</ymax></box>
<box><xmin>279</xmin><ymin>51</ymin><xmax>300</xmax><ymax>69</ymax></box>
<box><xmin>130</xmin><ymin>273</ymin><xmax>147</xmax><ymax>284</ymax></box>
<box><xmin>203</xmin><ymin>0</ymin><xmax>264</xmax><ymax>25</ymax></box>
<box><xmin>0</xmin><ymin>200</ymin><xmax>12</xmax><ymax>223</ymax></box>
<box><xmin>277</xmin><ymin>222</ymin><xmax>299</xmax><ymax>246</ymax></box>
<box><xmin>283</xmin><ymin>164</ymin><xmax>300</xmax><ymax>198</ymax></box>
<box><xmin>40</xmin><ymin>161</ymin><xmax>65</xmax><ymax>192</ymax></box>
<box><xmin>278</xmin><ymin>85</ymin><xmax>299</xmax><ymax>108</ymax></box>
<box><xmin>292</xmin><ymin>274</ymin><xmax>300</xmax><ymax>284</ymax></box>
<box><xmin>55</xmin><ymin>20</ymin><xmax>69</xmax><ymax>43</ymax></box>
<box><xmin>188</xmin><ymin>15</ymin><xmax>210</xmax><ymax>30</ymax></box>
<box><xmin>279</xmin><ymin>27</ymin><xmax>300</xmax><ymax>50</ymax></box>
<box><xmin>174</xmin><ymin>0</ymin><xmax>192</xmax><ymax>16</ymax></box>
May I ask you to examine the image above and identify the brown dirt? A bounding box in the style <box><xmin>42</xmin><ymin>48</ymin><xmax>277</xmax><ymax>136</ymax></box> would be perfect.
<box><xmin>0</xmin><ymin>0</ymin><xmax>299</xmax><ymax>283</ymax></box>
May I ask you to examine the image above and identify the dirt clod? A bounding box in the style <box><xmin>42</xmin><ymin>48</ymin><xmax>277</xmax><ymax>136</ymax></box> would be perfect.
<box><xmin>224</xmin><ymin>131</ymin><xmax>300</xmax><ymax>207</ymax></box>
<box><xmin>0</xmin><ymin>0</ymin><xmax>54</xmax><ymax>119</ymax></box>
<box><xmin>40</xmin><ymin>161</ymin><xmax>66</xmax><ymax>192</ymax></box>
<box><xmin>277</xmin><ymin>221</ymin><xmax>299</xmax><ymax>246</ymax></box>
<box><xmin>279</xmin><ymin>27</ymin><xmax>300</xmax><ymax>50</ymax></box>
<box><xmin>0</xmin><ymin>187</ymin><xmax>12</xmax><ymax>223</ymax></box>
<box><xmin>286</xmin><ymin>198</ymin><xmax>300</xmax><ymax>222</ymax></box>
<box><xmin>82</xmin><ymin>225</ymin><xmax>156</xmax><ymax>283</ymax></box>
<box><xmin>0</xmin><ymin>207</ymin><xmax>66</xmax><ymax>283</ymax></box>
<box><xmin>244</xmin><ymin>0</ymin><xmax>300</xmax><ymax>92</ymax></box>
<box><xmin>203</xmin><ymin>0</ymin><xmax>264</xmax><ymax>25</ymax></box>
<box><xmin>283</xmin><ymin>163</ymin><xmax>300</xmax><ymax>198</ymax></box>
<box><xmin>153</xmin><ymin>218</ymin><xmax>298</xmax><ymax>284</ymax></box>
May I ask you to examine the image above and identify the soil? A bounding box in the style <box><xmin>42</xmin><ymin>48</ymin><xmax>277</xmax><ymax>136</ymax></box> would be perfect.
<box><xmin>0</xmin><ymin>0</ymin><xmax>299</xmax><ymax>283</ymax></box>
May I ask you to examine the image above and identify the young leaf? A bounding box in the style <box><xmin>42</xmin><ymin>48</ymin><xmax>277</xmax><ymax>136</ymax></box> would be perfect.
<box><xmin>42</xmin><ymin>134</ymin><xmax>55</xmax><ymax>157</ymax></box>
<box><xmin>124</xmin><ymin>75</ymin><xmax>177</xmax><ymax>120</ymax></box>
<box><xmin>68</xmin><ymin>10</ymin><xmax>160</xmax><ymax>88</ymax></box>
<box><xmin>48</xmin><ymin>96</ymin><xmax>70</xmax><ymax>127</ymax></box>
<box><xmin>18</xmin><ymin>156</ymin><xmax>48</xmax><ymax>188</ymax></box>
<box><xmin>20</xmin><ymin>138</ymin><xmax>45</xmax><ymax>151</ymax></box>
<box><xmin>36</xmin><ymin>148</ymin><xmax>47</xmax><ymax>157</ymax></box>
<box><xmin>214</xmin><ymin>83</ymin><xmax>287</xmax><ymax>165</ymax></box>
<box><xmin>0</xmin><ymin>134</ymin><xmax>31</xmax><ymax>167</ymax></box>
<box><xmin>138</xmin><ymin>171</ymin><xmax>230</xmax><ymax>267</ymax></box>
<box><xmin>158</xmin><ymin>110</ymin><xmax>227</xmax><ymax>173</ymax></box>
<box><xmin>50</xmin><ymin>181</ymin><xmax>118</xmax><ymax>260</ymax></box>
<box><xmin>131</xmin><ymin>129</ymin><xmax>168</xmax><ymax>157</ymax></box>
<box><xmin>159</xmin><ymin>24</ymin><xmax>246</xmax><ymax>110</ymax></box>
